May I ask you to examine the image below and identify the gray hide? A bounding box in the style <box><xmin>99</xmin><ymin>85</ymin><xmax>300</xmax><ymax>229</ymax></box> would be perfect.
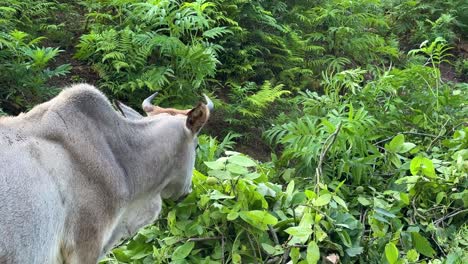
<box><xmin>0</xmin><ymin>84</ymin><xmax>209</xmax><ymax>263</ymax></box>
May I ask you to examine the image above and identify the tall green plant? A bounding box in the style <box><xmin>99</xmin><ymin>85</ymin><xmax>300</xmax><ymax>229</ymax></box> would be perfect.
<box><xmin>76</xmin><ymin>0</ymin><xmax>230</xmax><ymax>102</ymax></box>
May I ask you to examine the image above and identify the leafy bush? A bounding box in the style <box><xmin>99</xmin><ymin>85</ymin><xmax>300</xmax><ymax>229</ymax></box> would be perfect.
<box><xmin>0</xmin><ymin>30</ymin><xmax>71</xmax><ymax>112</ymax></box>
<box><xmin>76</xmin><ymin>0</ymin><xmax>230</xmax><ymax>102</ymax></box>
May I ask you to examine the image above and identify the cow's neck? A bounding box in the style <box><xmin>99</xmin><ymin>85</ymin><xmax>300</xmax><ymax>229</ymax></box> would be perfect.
<box><xmin>111</xmin><ymin>118</ymin><xmax>186</xmax><ymax>202</ymax></box>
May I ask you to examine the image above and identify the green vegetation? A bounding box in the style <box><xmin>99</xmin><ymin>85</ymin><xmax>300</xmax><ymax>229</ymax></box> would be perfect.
<box><xmin>1</xmin><ymin>0</ymin><xmax>467</xmax><ymax>263</ymax></box>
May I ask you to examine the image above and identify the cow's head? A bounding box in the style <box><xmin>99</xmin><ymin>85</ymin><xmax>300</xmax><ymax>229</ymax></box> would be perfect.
<box><xmin>116</xmin><ymin>93</ymin><xmax>213</xmax><ymax>200</ymax></box>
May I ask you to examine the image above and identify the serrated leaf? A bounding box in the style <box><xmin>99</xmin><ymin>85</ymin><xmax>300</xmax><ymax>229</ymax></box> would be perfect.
<box><xmin>385</xmin><ymin>242</ymin><xmax>399</xmax><ymax>264</ymax></box>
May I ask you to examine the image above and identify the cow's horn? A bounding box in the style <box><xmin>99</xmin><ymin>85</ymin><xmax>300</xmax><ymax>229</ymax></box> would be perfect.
<box><xmin>203</xmin><ymin>94</ymin><xmax>214</xmax><ymax>111</ymax></box>
<box><xmin>142</xmin><ymin>92</ymin><xmax>158</xmax><ymax>112</ymax></box>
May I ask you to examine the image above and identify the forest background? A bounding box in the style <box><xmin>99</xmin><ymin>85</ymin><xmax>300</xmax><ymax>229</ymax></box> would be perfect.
<box><xmin>0</xmin><ymin>0</ymin><xmax>467</xmax><ymax>263</ymax></box>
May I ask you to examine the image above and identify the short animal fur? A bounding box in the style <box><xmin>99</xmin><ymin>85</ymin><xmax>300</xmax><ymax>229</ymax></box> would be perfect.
<box><xmin>0</xmin><ymin>84</ymin><xmax>211</xmax><ymax>263</ymax></box>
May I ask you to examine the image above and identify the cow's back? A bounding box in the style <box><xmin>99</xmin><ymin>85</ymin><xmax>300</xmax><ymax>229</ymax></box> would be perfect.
<box><xmin>0</xmin><ymin>127</ymin><xmax>69</xmax><ymax>263</ymax></box>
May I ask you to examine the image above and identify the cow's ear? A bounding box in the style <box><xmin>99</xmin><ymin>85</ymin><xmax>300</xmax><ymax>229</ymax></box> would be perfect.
<box><xmin>186</xmin><ymin>103</ymin><xmax>209</xmax><ymax>135</ymax></box>
<box><xmin>116</xmin><ymin>101</ymin><xmax>143</xmax><ymax>120</ymax></box>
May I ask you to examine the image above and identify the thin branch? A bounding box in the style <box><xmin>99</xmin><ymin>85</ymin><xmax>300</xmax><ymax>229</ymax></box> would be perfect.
<box><xmin>176</xmin><ymin>236</ymin><xmax>222</xmax><ymax>244</ymax></box>
<box><xmin>281</xmin><ymin>247</ymin><xmax>291</xmax><ymax>264</ymax></box>
<box><xmin>315</xmin><ymin>122</ymin><xmax>342</xmax><ymax>193</ymax></box>
<box><xmin>268</xmin><ymin>225</ymin><xmax>280</xmax><ymax>245</ymax></box>
<box><xmin>374</xmin><ymin>131</ymin><xmax>441</xmax><ymax>145</ymax></box>
<box><xmin>426</xmin><ymin>119</ymin><xmax>450</xmax><ymax>152</ymax></box>
<box><xmin>434</xmin><ymin>208</ymin><xmax>468</xmax><ymax>225</ymax></box>
<box><xmin>221</xmin><ymin>235</ymin><xmax>225</xmax><ymax>264</ymax></box>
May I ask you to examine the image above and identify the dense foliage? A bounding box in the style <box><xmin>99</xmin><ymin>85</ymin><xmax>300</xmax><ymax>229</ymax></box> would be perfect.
<box><xmin>1</xmin><ymin>0</ymin><xmax>467</xmax><ymax>263</ymax></box>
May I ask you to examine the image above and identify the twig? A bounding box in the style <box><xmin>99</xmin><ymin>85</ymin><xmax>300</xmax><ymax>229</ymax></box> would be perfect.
<box><xmin>374</xmin><ymin>131</ymin><xmax>441</xmax><ymax>145</ymax></box>
<box><xmin>246</xmin><ymin>233</ymin><xmax>258</xmax><ymax>262</ymax></box>
<box><xmin>268</xmin><ymin>225</ymin><xmax>280</xmax><ymax>245</ymax></box>
<box><xmin>434</xmin><ymin>208</ymin><xmax>468</xmax><ymax>225</ymax></box>
<box><xmin>187</xmin><ymin>236</ymin><xmax>222</xmax><ymax>242</ymax></box>
<box><xmin>431</xmin><ymin>233</ymin><xmax>446</xmax><ymax>257</ymax></box>
<box><xmin>426</xmin><ymin>119</ymin><xmax>450</xmax><ymax>152</ymax></box>
<box><xmin>175</xmin><ymin>236</ymin><xmax>222</xmax><ymax>244</ymax></box>
<box><xmin>221</xmin><ymin>235</ymin><xmax>225</xmax><ymax>264</ymax></box>
<box><xmin>315</xmin><ymin>122</ymin><xmax>342</xmax><ymax>193</ymax></box>
<box><xmin>281</xmin><ymin>247</ymin><xmax>291</xmax><ymax>264</ymax></box>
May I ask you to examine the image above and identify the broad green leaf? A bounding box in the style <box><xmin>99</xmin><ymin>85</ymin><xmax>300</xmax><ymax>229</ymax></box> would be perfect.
<box><xmin>385</xmin><ymin>242</ymin><xmax>399</xmax><ymax>264</ymax></box>
<box><xmin>261</xmin><ymin>243</ymin><xmax>283</xmax><ymax>256</ymax></box>
<box><xmin>172</xmin><ymin>242</ymin><xmax>195</xmax><ymax>260</ymax></box>
<box><xmin>306</xmin><ymin>241</ymin><xmax>320</xmax><ymax>264</ymax></box>
<box><xmin>286</xmin><ymin>180</ymin><xmax>295</xmax><ymax>196</ymax></box>
<box><xmin>261</xmin><ymin>243</ymin><xmax>276</xmax><ymax>255</ymax></box>
<box><xmin>204</xmin><ymin>161</ymin><xmax>225</xmax><ymax>170</ymax></box>
<box><xmin>208</xmin><ymin>169</ymin><xmax>231</xmax><ymax>180</ymax></box>
<box><xmin>345</xmin><ymin>247</ymin><xmax>363</xmax><ymax>257</ymax></box>
<box><xmin>400</xmin><ymin>142</ymin><xmax>416</xmax><ymax>153</ymax></box>
<box><xmin>232</xmin><ymin>253</ymin><xmax>241</xmax><ymax>264</ymax></box>
<box><xmin>411</xmin><ymin>232</ymin><xmax>435</xmax><ymax>257</ymax></box>
<box><xmin>313</xmin><ymin>194</ymin><xmax>332</xmax><ymax>206</ymax></box>
<box><xmin>228</xmin><ymin>155</ymin><xmax>257</xmax><ymax>167</ymax></box>
<box><xmin>305</xmin><ymin>190</ymin><xmax>317</xmax><ymax>199</ymax></box>
<box><xmin>209</xmin><ymin>190</ymin><xmax>234</xmax><ymax>200</ymax></box>
<box><xmin>112</xmin><ymin>248</ymin><xmax>131</xmax><ymax>262</ymax></box>
<box><xmin>375</xmin><ymin>207</ymin><xmax>396</xmax><ymax>218</ymax></box>
<box><xmin>290</xmin><ymin>247</ymin><xmax>300</xmax><ymax>264</ymax></box>
<box><xmin>435</xmin><ymin>192</ymin><xmax>445</xmax><ymax>204</ymax></box>
<box><xmin>410</xmin><ymin>156</ymin><xmax>436</xmax><ymax>178</ymax></box>
<box><xmin>399</xmin><ymin>193</ymin><xmax>410</xmax><ymax>205</ymax></box>
<box><xmin>387</xmin><ymin>134</ymin><xmax>404</xmax><ymax>152</ymax></box>
<box><xmin>291</xmin><ymin>192</ymin><xmax>307</xmax><ymax>206</ymax></box>
<box><xmin>358</xmin><ymin>196</ymin><xmax>371</xmax><ymax>206</ymax></box>
<box><xmin>406</xmin><ymin>249</ymin><xmax>419</xmax><ymax>262</ymax></box>
<box><xmin>285</xmin><ymin>226</ymin><xmax>312</xmax><ymax>243</ymax></box>
<box><xmin>239</xmin><ymin>210</ymin><xmax>278</xmax><ymax>230</ymax></box>
<box><xmin>337</xmin><ymin>230</ymin><xmax>352</xmax><ymax>248</ymax></box>
<box><xmin>333</xmin><ymin>195</ymin><xmax>348</xmax><ymax>210</ymax></box>
<box><xmin>226</xmin><ymin>163</ymin><xmax>248</xmax><ymax>174</ymax></box>
<box><xmin>227</xmin><ymin>211</ymin><xmax>239</xmax><ymax>220</ymax></box>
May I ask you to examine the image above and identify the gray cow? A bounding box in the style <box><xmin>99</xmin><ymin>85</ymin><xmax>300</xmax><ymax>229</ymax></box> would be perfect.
<box><xmin>0</xmin><ymin>84</ymin><xmax>212</xmax><ymax>263</ymax></box>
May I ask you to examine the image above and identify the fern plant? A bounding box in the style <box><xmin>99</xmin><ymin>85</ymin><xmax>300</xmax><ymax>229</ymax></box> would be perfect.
<box><xmin>76</xmin><ymin>0</ymin><xmax>230</xmax><ymax>102</ymax></box>
<box><xmin>224</xmin><ymin>81</ymin><xmax>289</xmax><ymax>125</ymax></box>
<box><xmin>0</xmin><ymin>29</ymin><xmax>71</xmax><ymax>113</ymax></box>
<box><xmin>265</xmin><ymin>92</ymin><xmax>380</xmax><ymax>185</ymax></box>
